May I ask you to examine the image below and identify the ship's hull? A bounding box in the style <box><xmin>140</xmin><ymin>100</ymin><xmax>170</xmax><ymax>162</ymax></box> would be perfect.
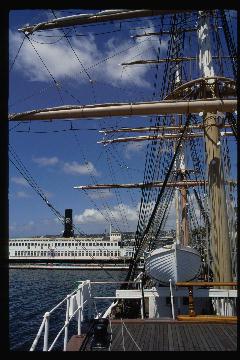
<box><xmin>145</xmin><ymin>244</ymin><xmax>201</xmax><ymax>284</ymax></box>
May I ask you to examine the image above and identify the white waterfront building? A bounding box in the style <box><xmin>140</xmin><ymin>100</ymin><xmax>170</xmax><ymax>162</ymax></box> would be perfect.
<box><xmin>9</xmin><ymin>231</ymin><xmax>135</xmax><ymax>262</ymax></box>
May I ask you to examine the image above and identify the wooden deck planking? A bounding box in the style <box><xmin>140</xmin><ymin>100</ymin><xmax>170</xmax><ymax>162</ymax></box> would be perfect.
<box><xmin>124</xmin><ymin>323</ymin><xmax>142</xmax><ymax>351</ymax></box>
<box><xmin>183</xmin><ymin>323</ymin><xmax>197</xmax><ymax>351</ymax></box>
<box><xmin>139</xmin><ymin>324</ymin><xmax>151</xmax><ymax>351</ymax></box>
<box><xmin>191</xmin><ymin>324</ymin><xmax>211</xmax><ymax>351</ymax></box>
<box><xmin>172</xmin><ymin>324</ymin><xmax>185</xmax><ymax>351</ymax></box>
<box><xmin>82</xmin><ymin>321</ymin><xmax>237</xmax><ymax>351</ymax></box>
<box><xmin>206</xmin><ymin>324</ymin><xmax>227</xmax><ymax>351</ymax></box>
<box><xmin>190</xmin><ymin>323</ymin><xmax>209</xmax><ymax>351</ymax></box>
<box><xmin>149</xmin><ymin>323</ymin><xmax>158</xmax><ymax>351</ymax></box>
<box><xmin>223</xmin><ymin>324</ymin><xmax>237</xmax><ymax>339</ymax></box>
<box><xmin>110</xmin><ymin>322</ymin><xmax>124</xmax><ymax>351</ymax></box>
<box><xmin>212</xmin><ymin>325</ymin><xmax>237</xmax><ymax>351</ymax></box>
<box><xmin>189</xmin><ymin>323</ymin><xmax>205</xmax><ymax>351</ymax></box>
<box><xmin>167</xmin><ymin>324</ymin><xmax>175</xmax><ymax>351</ymax></box>
<box><xmin>135</xmin><ymin>323</ymin><xmax>147</xmax><ymax>351</ymax></box>
<box><xmin>199</xmin><ymin>324</ymin><xmax>218</xmax><ymax>351</ymax></box>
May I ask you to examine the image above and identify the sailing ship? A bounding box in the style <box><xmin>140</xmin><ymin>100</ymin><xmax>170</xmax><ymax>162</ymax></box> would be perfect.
<box><xmin>9</xmin><ymin>8</ymin><xmax>237</xmax><ymax>351</ymax></box>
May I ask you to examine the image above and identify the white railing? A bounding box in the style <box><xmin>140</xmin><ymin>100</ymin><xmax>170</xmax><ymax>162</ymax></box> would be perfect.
<box><xmin>30</xmin><ymin>280</ymin><xmax>91</xmax><ymax>351</ymax></box>
<box><xmin>29</xmin><ymin>279</ymin><xmax>141</xmax><ymax>351</ymax></box>
<box><xmin>29</xmin><ymin>279</ymin><xmax>237</xmax><ymax>351</ymax></box>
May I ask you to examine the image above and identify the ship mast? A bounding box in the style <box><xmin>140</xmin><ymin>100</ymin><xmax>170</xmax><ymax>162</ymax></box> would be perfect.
<box><xmin>197</xmin><ymin>11</ymin><xmax>232</xmax><ymax>282</ymax></box>
<box><xmin>9</xmin><ymin>10</ymin><xmax>236</xmax><ymax>282</ymax></box>
<box><xmin>174</xmin><ymin>59</ymin><xmax>189</xmax><ymax>247</ymax></box>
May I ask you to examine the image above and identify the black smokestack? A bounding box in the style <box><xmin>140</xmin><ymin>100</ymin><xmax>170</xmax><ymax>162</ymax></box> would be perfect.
<box><xmin>63</xmin><ymin>209</ymin><xmax>74</xmax><ymax>237</ymax></box>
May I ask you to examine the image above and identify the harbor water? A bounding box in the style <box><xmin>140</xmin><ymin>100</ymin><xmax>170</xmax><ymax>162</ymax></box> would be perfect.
<box><xmin>9</xmin><ymin>268</ymin><xmax>127</xmax><ymax>351</ymax></box>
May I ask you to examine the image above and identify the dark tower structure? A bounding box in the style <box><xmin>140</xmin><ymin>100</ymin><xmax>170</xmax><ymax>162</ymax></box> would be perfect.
<box><xmin>63</xmin><ymin>209</ymin><xmax>74</xmax><ymax>237</ymax></box>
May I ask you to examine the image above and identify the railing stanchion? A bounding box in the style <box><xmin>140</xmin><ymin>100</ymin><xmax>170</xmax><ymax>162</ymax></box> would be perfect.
<box><xmin>63</xmin><ymin>295</ymin><xmax>70</xmax><ymax>351</ymax></box>
<box><xmin>78</xmin><ymin>284</ymin><xmax>82</xmax><ymax>335</ymax></box>
<box><xmin>87</xmin><ymin>281</ymin><xmax>92</xmax><ymax>320</ymax></box>
<box><xmin>169</xmin><ymin>279</ymin><xmax>175</xmax><ymax>320</ymax></box>
<box><xmin>43</xmin><ymin>312</ymin><xmax>50</xmax><ymax>351</ymax></box>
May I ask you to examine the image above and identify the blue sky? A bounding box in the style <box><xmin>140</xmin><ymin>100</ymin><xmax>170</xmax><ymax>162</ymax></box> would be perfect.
<box><xmin>9</xmin><ymin>9</ymin><xmax>169</xmax><ymax>237</ymax></box>
<box><xmin>9</xmin><ymin>9</ymin><xmax>237</xmax><ymax>237</ymax></box>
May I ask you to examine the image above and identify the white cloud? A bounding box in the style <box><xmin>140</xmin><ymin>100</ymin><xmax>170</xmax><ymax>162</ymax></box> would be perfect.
<box><xmin>9</xmin><ymin>23</ymin><xmax>167</xmax><ymax>88</ymax></box>
<box><xmin>74</xmin><ymin>204</ymin><xmax>139</xmax><ymax>224</ymax></box>
<box><xmin>63</xmin><ymin>161</ymin><xmax>100</xmax><ymax>176</ymax></box>
<box><xmin>42</xmin><ymin>189</ymin><xmax>53</xmax><ymax>198</ymax></box>
<box><xmin>88</xmin><ymin>189</ymin><xmax>113</xmax><ymax>200</ymax></box>
<box><xmin>16</xmin><ymin>191</ymin><xmax>31</xmax><ymax>198</ymax></box>
<box><xmin>124</xmin><ymin>141</ymin><xmax>146</xmax><ymax>159</ymax></box>
<box><xmin>32</xmin><ymin>156</ymin><xmax>59</xmax><ymax>166</ymax></box>
<box><xmin>74</xmin><ymin>204</ymin><xmax>140</xmax><ymax>232</ymax></box>
<box><xmin>11</xmin><ymin>176</ymin><xmax>29</xmax><ymax>187</ymax></box>
<box><xmin>9</xmin><ymin>220</ymin><xmax>35</xmax><ymax>234</ymax></box>
<box><xmin>74</xmin><ymin>208</ymin><xmax>105</xmax><ymax>224</ymax></box>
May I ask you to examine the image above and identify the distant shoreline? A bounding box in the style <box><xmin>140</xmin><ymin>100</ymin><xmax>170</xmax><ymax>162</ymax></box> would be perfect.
<box><xmin>9</xmin><ymin>263</ymin><xmax>134</xmax><ymax>270</ymax></box>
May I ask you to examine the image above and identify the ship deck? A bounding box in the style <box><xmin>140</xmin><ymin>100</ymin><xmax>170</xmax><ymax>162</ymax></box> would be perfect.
<box><xmin>68</xmin><ymin>319</ymin><xmax>237</xmax><ymax>352</ymax></box>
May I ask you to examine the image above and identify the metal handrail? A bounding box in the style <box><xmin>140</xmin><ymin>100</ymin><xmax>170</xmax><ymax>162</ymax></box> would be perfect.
<box><xmin>30</xmin><ymin>280</ymin><xmax>90</xmax><ymax>351</ymax></box>
<box><xmin>30</xmin><ymin>279</ymin><xmax>137</xmax><ymax>351</ymax></box>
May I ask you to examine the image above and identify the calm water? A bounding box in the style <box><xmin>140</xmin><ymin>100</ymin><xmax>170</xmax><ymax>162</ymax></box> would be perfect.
<box><xmin>9</xmin><ymin>268</ymin><xmax>127</xmax><ymax>351</ymax></box>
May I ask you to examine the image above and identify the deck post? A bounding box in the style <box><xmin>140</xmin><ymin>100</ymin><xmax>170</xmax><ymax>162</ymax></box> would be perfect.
<box><xmin>63</xmin><ymin>295</ymin><xmax>70</xmax><ymax>351</ymax></box>
<box><xmin>188</xmin><ymin>286</ymin><xmax>196</xmax><ymax>316</ymax></box>
<box><xmin>169</xmin><ymin>279</ymin><xmax>175</xmax><ymax>320</ymax></box>
<box><xmin>77</xmin><ymin>285</ymin><xmax>82</xmax><ymax>335</ymax></box>
<box><xmin>140</xmin><ymin>279</ymin><xmax>144</xmax><ymax>318</ymax></box>
<box><xmin>43</xmin><ymin>312</ymin><xmax>50</xmax><ymax>351</ymax></box>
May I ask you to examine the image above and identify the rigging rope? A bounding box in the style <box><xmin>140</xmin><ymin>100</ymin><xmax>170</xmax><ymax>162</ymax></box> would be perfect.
<box><xmin>125</xmin><ymin>114</ymin><xmax>191</xmax><ymax>283</ymax></box>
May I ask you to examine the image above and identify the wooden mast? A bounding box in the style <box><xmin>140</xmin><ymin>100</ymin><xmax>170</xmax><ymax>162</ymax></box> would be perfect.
<box><xmin>197</xmin><ymin>11</ymin><xmax>233</xmax><ymax>282</ymax></box>
<box><xmin>176</xmin><ymin>143</ymin><xmax>189</xmax><ymax>247</ymax></box>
